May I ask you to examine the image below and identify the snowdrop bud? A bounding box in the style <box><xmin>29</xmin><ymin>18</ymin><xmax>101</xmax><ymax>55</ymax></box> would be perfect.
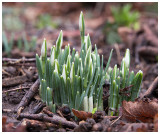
<box><xmin>89</xmin><ymin>96</ymin><xmax>93</xmax><ymax>113</ymax></box>
<box><xmin>50</xmin><ymin>50</ymin><xmax>55</xmax><ymax>66</ymax></box>
<box><xmin>79</xmin><ymin>11</ymin><xmax>85</xmax><ymax>33</ymax></box>
<box><xmin>41</xmin><ymin>38</ymin><xmax>47</xmax><ymax>57</ymax></box>
<box><xmin>70</xmin><ymin>62</ymin><xmax>74</xmax><ymax>82</ymax></box>
<box><xmin>122</xmin><ymin>59</ymin><xmax>125</xmax><ymax>76</ymax></box>
<box><xmin>138</xmin><ymin>70</ymin><xmax>143</xmax><ymax>75</ymax></box>
<box><xmin>54</xmin><ymin>60</ymin><xmax>58</xmax><ymax>73</ymax></box>
<box><xmin>83</xmin><ymin>96</ymin><xmax>88</xmax><ymax>112</ymax></box>
<box><xmin>124</xmin><ymin>49</ymin><xmax>130</xmax><ymax>68</ymax></box>
<box><xmin>62</xmin><ymin>65</ymin><xmax>66</xmax><ymax>83</ymax></box>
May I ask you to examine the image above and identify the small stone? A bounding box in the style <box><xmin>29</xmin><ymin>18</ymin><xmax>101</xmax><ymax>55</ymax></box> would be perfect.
<box><xmin>56</xmin><ymin>128</ymin><xmax>66</xmax><ymax>132</ymax></box>
<box><xmin>92</xmin><ymin>123</ymin><xmax>103</xmax><ymax>131</ymax></box>
<box><xmin>86</xmin><ymin>118</ymin><xmax>96</xmax><ymax>126</ymax></box>
<box><xmin>74</xmin><ymin>122</ymin><xmax>92</xmax><ymax>132</ymax></box>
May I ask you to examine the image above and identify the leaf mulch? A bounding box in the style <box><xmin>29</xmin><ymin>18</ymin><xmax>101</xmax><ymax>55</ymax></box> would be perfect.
<box><xmin>2</xmin><ymin>2</ymin><xmax>158</xmax><ymax>132</ymax></box>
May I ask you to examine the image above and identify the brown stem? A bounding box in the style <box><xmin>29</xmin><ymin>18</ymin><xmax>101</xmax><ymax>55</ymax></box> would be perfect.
<box><xmin>2</xmin><ymin>58</ymin><xmax>36</xmax><ymax>63</ymax></box>
<box><xmin>140</xmin><ymin>76</ymin><xmax>158</xmax><ymax>99</ymax></box>
<box><xmin>2</xmin><ymin>75</ymin><xmax>28</xmax><ymax>87</ymax></box>
<box><xmin>17</xmin><ymin>79</ymin><xmax>40</xmax><ymax>114</ymax></box>
<box><xmin>19</xmin><ymin>113</ymin><xmax>78</xmax><ymax>129</ymax></box>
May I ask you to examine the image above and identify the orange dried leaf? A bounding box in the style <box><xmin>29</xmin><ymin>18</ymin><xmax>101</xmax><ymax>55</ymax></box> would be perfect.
<box><xmin>122</xmin><ymin>99</ymin><xmax>158</xmax><ymax>123</ymax></box>
<box><xmin>72</xmin><ymin>109</ymin><xmax>92</xmax><ymax>120</ymax></box>
<box><xmin>154</xmin><ymin>113</ymin><xmax>158</xmax><ymax>132</ymax></box>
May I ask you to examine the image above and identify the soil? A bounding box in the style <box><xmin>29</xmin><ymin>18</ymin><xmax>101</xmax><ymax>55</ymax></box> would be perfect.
<box><xmin>2</xmin><ymin>2</ymin><xmax>158</xmax><ymax>132</ymax></box>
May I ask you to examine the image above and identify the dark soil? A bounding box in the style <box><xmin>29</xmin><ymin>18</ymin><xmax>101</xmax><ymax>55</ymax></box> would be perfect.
<box><xmin>2</xmin><ymin>2</ymin><xmax>158</xmax><ymax>132</ymax></box>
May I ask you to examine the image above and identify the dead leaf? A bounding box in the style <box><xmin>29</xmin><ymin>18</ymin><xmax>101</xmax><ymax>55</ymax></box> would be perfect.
<box><xmin>122</xmin><ymin>99</ymin><xmax>158</xmax><ymax>123</ymax></box>
<box><xmin>2</xmin><ymin>116</ymin><xmax>26</xmax><ymax>132</ymax></box>
<box><xmin>24</xmin><ymin>7</ymin><xmax>41</xmax><ymax>21</ymax></box>
<box><xmin>154</xmin><ymin>113</ymin><xmax>158</xmax><ymax>132</ymax></box>
<box><xmin>118</xmin><ymin>26</ymin><xmax>135</xmax><ymax>48</ymax></box>
<box><xmin>85</xmin><ymin>17</ymin><xmax>106</xmax><ymax>29</ymax></box>
<box><xmin>2</xmin><ymin>116</ymin><xmax>7</xmax><ymax>132</ymax></box>
<box><xmin>72</xmin><ymin>109</ymin><xmax>92</xmax><ymax>120</ymax></box>
<box><xmin>136</xmin><ymin>125</ymin><xmax>148</xmax><ymax>132</ymax></box>
<box><xmin>119</xmin><ymin>123</ymin><xmax>153</xmax><ymax>132</ymax></box>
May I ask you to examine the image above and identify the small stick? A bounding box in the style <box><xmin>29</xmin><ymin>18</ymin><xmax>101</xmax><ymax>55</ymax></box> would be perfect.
<box><xmin>138</xmin><ymin>46</ymin><xmax>158</xmax><ymax>57</ymax></box>
<box><xmin>103</xmin><ymin>116</ymin><xmax>118</xmax><ymax>120</ymax></box>
<box><xmin>30</xmin><ymin>102</ymin><xmax>46</xmax><ymax>114</ymax></box>
<box><xmin>2</xmin><ymin>75</ymin><xmax>28</xmax><ymax>87</ymax></box>
<box><xmin>2</xmin><ymin>109</ymin><xmax>12</xmax><ymax>113</ymax></box>
<box><xmin>110</xmin><ymin>116</ymin><xmax>122</xmax><ymax>126</ymax></box>
<box><xmin>2</xmin><ymin>57</ymin><xmax>36</xmax><ymax>63</ymax></box>
<box><xmin>114</xmin><ymin>44</ymin><xmax>121</xmax><ymax>66</ymax></box>
<box><xmin>2</xmin><ymin>87</ymin><xmax>30</xmax><ymax>93</ymax></box>
<box><xmin>17</xmin><ymin>79</ymin><xmax>40</xmax><ymax>114</ymax></box>
<box><xmin>2</xmin><ymin>69</ymin><xmax>11</xmax><ymax>76</ymax></box>
<box><xmin>140</xmin><ymin>76</ymin><xmax>158</xmax><ymax>99</ymax></box>
<box><xmin>18</xmin><ymin>113</ymin><xmax>78</xmax><ymax>129</ymax></box>
<box><xmin>21</xmin><ymin>119</ymin><xmax>48</xmax><ymax>130</ymax></box>
<box><xmin>3</xmin><ymin>63</ymin><xmax>36</xmax><ymax>67</ymax></box>
<box><xmin>43</xmin><ymin>107</ymin><xmax>55</xmax><ymax>117</ymax></box>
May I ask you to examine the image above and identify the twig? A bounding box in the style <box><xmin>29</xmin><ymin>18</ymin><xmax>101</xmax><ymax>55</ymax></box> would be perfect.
<box><xmin>94</xmin><ymin>2</ymin><xmax>105</xmax><ymax>16</ymax></box>
<box><xmin>2</xmin><ymin>75</ymin><xmax>28</xmax><ymax>87</ymax></box>
<box><xmin>2</xmin><ymin>109</ymin><xmax>12</xmax><ymax>113</ymax></box>
<box><xmin>21</xmin><ymin>119</ymin><xmax>49</xmax><ymax>131</ymax></box>
<box><xmin>138</xmin><ymin>46</ymin><xmax>158</xmax><ymax>57</ymax></box>
<box><xmin>2</xmin><ymin>69</ymin><xmax>11</xmax><ymax>76</ymax></box>
<box><xmin>140</xmin><ymin>76</ymin><xmax>158</xmax><ymax>99</ymax></box>
<box><xmin>2</xmin><ymin>57</ymin><xmax>36</xmax><ymax>63</ymax></box>
<box><xmin>43</xmin><ymin>107</ymin><xmax>55</xmax><ymax>117</ymax></box>
<box><xmin>30</xmin><ymin>102</ymin><xmax>46</xmax><ymax>114</ymax></box>
<box><xmin>2</xmin><ymin>57</ymin><xmax>36</xmax><ymax>66</ymax></box>
<box><xmin>3</xmin><ymin>63</ymin><xmax>36</xmax><ymax>67</ymax></box>
<box><xmin>143</xmin><ymin>24</ymin><xmax>158</xmax><ymax>47</ymax></box>
<box><xmin>18</xmin><ymin>113</ymin><xmax>78</xmax><ymax>129</ymax></box>
<box><xmin>135</xmin><ymin>45</ymin><xmax>140</xmax><ymax>64</ymax></box>
<box><xmin>104</xmin><ymin>116</ymin><xmax>118</xmax><ymax>120</ymax></box>
<box><xmin>114</xmin><ymin>44</ymin><xmax>121</xmax><ymax>66</ymax></box>
<box><xmin>110</xmin><ymin>116</ymin><xmax>122</xmax><ymax>126</ymax></box>
<box><xmin>3</xmin><ymin>87</ymin><xmax>30</xmax><ymax>93</ymax></box>
<box><xmin>17</xmin><ymin>79</ymin><xmax>40</xmax><ymax>114</ymax></box>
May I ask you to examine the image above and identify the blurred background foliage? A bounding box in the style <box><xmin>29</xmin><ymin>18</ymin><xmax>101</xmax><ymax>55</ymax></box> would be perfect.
<box><xmin>2</xmin><ymin>2</ymin><xmax>158</xmax><ymax>54</ymax></box>
<box><xmin>104</xmin><ymin>4</ymin><xmax>140</xmax><ymax>45</ymax></box>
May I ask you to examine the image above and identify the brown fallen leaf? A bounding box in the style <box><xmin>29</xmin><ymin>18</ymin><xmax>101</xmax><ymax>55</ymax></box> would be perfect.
<box><xmin>2</xmin><ymin>116</ymin><xmax>26</xmax><ymax>132</ymax></box>
<box><xmin>2</xmin><ymin>116</ymin><xmax>7</xmax><ymax>132</ymax></box>
<box><xmin>119</xmin><ymin>123</ymin><xmax>153</xmax><ymax>132</ymax></box>
<box><xmin>85</xmin><ymin>16</ymin><xmax>106</xmax><ymax>29</ymax></box>
<box><xmin>122</xmin><ymin>99</ymin><xmax>158</xmax><ymax>123</ymax></box>
<box><xmin>154</xmin><ymin>113</ymin><xmax>158</xmax><ymax>132</ymax></box>
<box><xmin>118</xmin><ymin>26</ymin><xmax>135</xmax><ymax>48</ymax></box>
<box><xmin>72</xmin><ymin>109</ymin><xmax>92</xmax><ymax>120</ymax></box>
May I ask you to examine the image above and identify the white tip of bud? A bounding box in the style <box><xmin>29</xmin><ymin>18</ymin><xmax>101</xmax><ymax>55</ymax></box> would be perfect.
<box><xmin>62</xmin><ymin>65</ymin><xmax>66</xmax><ymax>83</ymax></box>
<box><xmin>138</xmin><ymin>70</ymin><xmax>143</xmax><ymax>74</ymax></box>
<box><xmin>79</xmin><ymin>11</ymin><xmax>83</xmax><ymax>31</ymax></box>
<box><xmin>54</xmin><ymin>60</ymin><xmax>58</xmax><ymax>73</ymax></box>
<box><xmin>83</xmin><ymin>96</ymin><xmax>88</xmax><ymax>112</ymax></box>
<box><xmin>50</xmin><ymin>51</ymin><xmax>54</xmax><ymax>66</ymax></box>
<box><xmin>124</xmin><ymin>49</ymin><xmax>130</xmax><ymax>68</ymax></box>
<box><xmin>89</xmin><ymin>96</ymin><xmax>93</xmax><ymax>113</ymax></box>
<box><xmin>70</xmin><ymin>63</ymin><xmax>74</xmax><ymax>82</ymax></box>
<box><xmin>41</xmin><ymin>38</ymin><xmax>47</xmax><ymax>57</ymax></box>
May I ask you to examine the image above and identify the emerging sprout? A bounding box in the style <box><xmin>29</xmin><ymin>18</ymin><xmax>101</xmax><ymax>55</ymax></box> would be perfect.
<box><xmin>79</xmin><ymin>11</ymin><xmax>85</xmax><ymax>43</ymax></box>
<box><xmin>41</xmin><ymin>38</ymin><xmax>47</xmax><ymax>58</ymax></box>
<box><xmin>107</xmin><ymin>49</ymin><xmax>143</xmax><ymax>116</ymax></box>
<box><xmin>36</xmin><ymin>12</ymin><xmax>113</xmax><ymax>113</ymax></box>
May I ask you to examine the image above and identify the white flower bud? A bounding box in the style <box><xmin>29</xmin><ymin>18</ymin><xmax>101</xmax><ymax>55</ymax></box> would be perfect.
<box><xmin>124</xmin><ymin>49</ymin><xmax>130</xmax><ymax>68</ymax></box>
<box><xmin>62</xmin><ymin>65</ymin><xmax>66</xmax><ymax>83</ymax></box>
<box><xmin>41</xmin><ymin>38</ymin><xmax>46</xmax><ymax>57</ymax></box>
<box><xmin>50</xmin><ymin>50</ymin><xmax>55</xmax><ymax>66</ymax></box>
